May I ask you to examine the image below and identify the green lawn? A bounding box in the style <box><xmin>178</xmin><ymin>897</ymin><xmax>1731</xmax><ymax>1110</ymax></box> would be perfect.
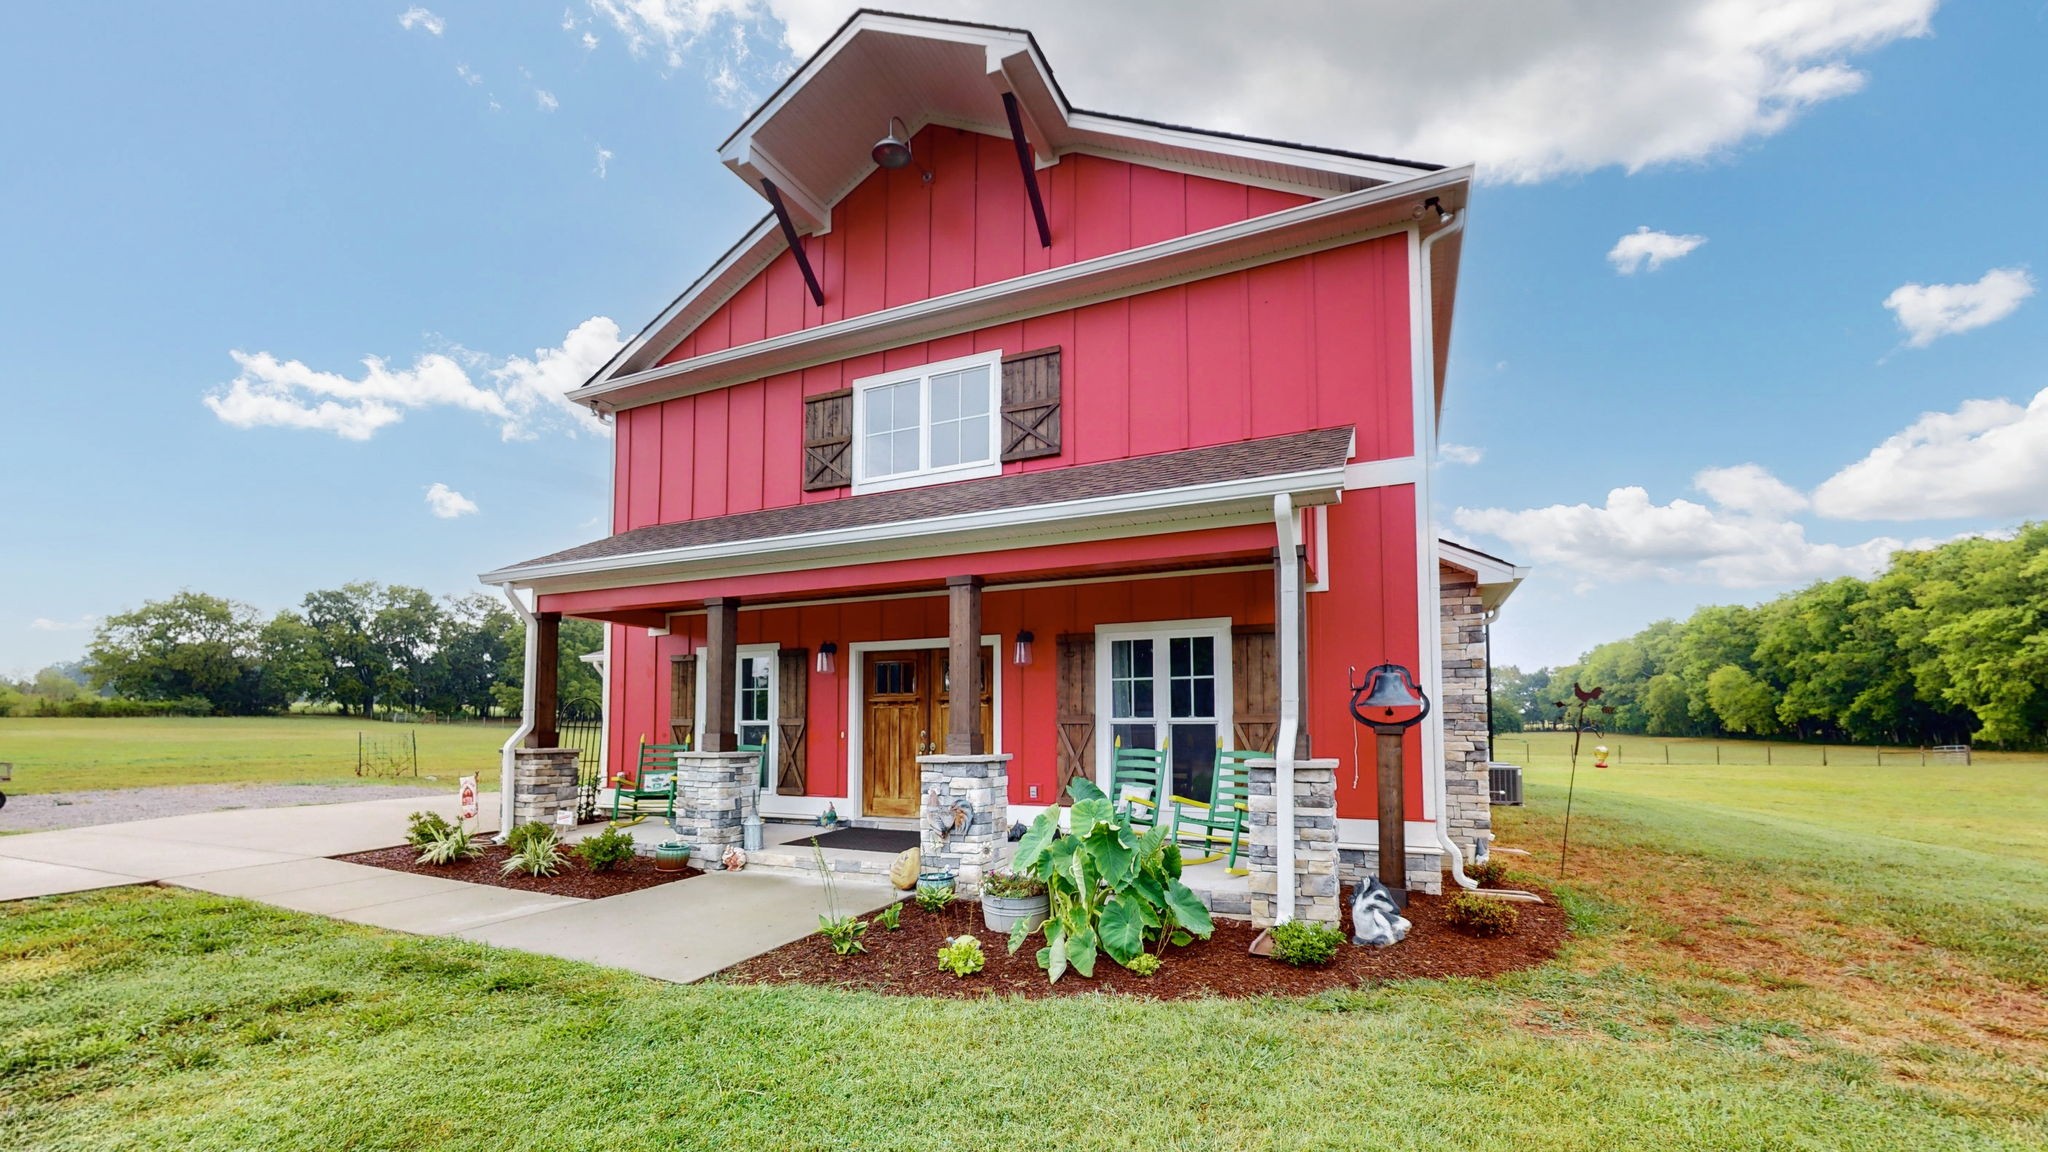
<box><xmin>0</xmin><ymin>716</ymin><xmax>513</xmax><ymax>794</ymax></box>
<box><xmin>4</xmin><ymin>744</ymin><xmax>2043</xmax><ymax>1149</ymax></box>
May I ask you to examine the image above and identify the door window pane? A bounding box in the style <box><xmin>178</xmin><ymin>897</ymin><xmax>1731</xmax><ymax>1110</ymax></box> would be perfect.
<box><xmin>1110</xmin><ymin>639</ymin><xmax>1154</xmax><ymax>723</ymax></box>
<box><xmin>1167</xmin><ymin>636</ymin><xmax>1215</xmax><ymax>721</ymax></box>
<box><xmin>736</xmin><ymin>654</ymin><xmax>775</xmax><ymax>787</ymax></box>
<box><xmin>1170</xmin><ymin>723</ymin><xmax>1217</xmax><ymax>802</ymax></box>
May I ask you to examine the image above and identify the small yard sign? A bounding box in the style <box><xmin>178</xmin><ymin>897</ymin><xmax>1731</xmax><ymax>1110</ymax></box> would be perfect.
<box><xmin>458</xmin><ymin>776</ymin><xmax>479</xmax><ymax>823</ymax></box>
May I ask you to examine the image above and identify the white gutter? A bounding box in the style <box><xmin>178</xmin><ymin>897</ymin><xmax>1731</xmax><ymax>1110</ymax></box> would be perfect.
<box><xmin>1272</xmin><ymin>493</ymin><xmax>1302</xmax><ymax>925</ymax></box>
<box><xmin>497</xmin><ymin>583</ymin><xmax>538</xmax><ymax>843</ymax></box>
<box><xmin>1416</xmin><ymin>209</ymin><xmax>1476</xmax><ymax>891</ymax></box>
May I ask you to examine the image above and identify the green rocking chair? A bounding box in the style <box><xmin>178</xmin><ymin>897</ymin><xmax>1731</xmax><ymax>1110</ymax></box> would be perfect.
<box><xmin>1169</xmin><ymin>749</ymin><xmax>1259</xmax><ymax>873</ymax></box>
<box><xmin>611</xmin><ymin>741</ymin><xmax>687</xmax><ymax>824</ymax></box>
<box><xmin>1109</xmin><ymin>743</ymin><xmax>1168</xmax><ymax>831</ymax></box>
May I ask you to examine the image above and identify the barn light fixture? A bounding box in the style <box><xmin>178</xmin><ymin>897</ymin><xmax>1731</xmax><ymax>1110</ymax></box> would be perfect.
<box><xmin>871</xmin><ymin>116</ymin><xmax>933</xmax><ymax>183</ymax></box>
<box><xmin>815</xmin><ymin>642</ymin><xmax>837</xmax><ymax>676</ymax></box>
<box><xmin>1414</xmin><ymin>196</ymin><xmax>1453</xmax><ymax>225</ymax></box>
<box><xmin>1012</xmin><ymin>630</ymin><xmax>1035</xmax><ymax>666</ymax></box>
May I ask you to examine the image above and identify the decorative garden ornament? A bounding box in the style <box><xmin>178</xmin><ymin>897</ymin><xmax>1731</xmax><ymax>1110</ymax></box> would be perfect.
<box><xmin>1350</xmin><ymin>878</ymin><xmax>1411</xmax><ymax>947</ymax></box>
<box><xmin>721</xmin><ymin>845</ymin><xmax>747</xmax><ymax>872</ymax></box>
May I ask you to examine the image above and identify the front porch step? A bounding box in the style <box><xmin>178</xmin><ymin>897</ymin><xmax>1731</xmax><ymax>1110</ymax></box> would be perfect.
<box><xmin>745</xmin><ymin>844</ymin><xmax>902</xmax><ymax>882</ymax></box>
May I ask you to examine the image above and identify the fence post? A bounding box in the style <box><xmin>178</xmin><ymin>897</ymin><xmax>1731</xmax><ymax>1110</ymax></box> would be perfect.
<box><xmin>1821</xmin><ymin>745</ymin><xmax>1827</xmax><ymax>766</ymax></box>
<box><xmin>1664</xmin><ymin>745</ymin><xmax>1670</xmax><ymax>765</ymax></box>
<box><xmin>411</xmin><ymin>730</ymin><xmax>419</xmax><ymax>777</ymax></box>
<box><xmin>1716</xmin><ymin>745</ymin><xmax>1721</xmax><ymax>765</ymax></box>
<box><xmin>357</xmin><ymin>732</ymin><xmax>363</xmax><ymax>777</ymax></box>
<box><xmin>1766</xmin><ymin>745</ymin><xmax>1772</xmax><ymax>766</ymax></box>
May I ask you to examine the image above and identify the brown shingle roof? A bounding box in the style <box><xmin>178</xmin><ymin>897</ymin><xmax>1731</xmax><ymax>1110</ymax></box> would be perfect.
<box><xmin>495</xmin><ymin>426</ymin><xmax>1354</xmax><ymax>575</ymax></box>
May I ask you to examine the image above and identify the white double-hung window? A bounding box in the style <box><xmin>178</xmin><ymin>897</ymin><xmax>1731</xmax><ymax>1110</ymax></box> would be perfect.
<box><xmin>851</xmin><ymin>350</ymin><xmax>1003</xmax><ymax>493</ymax></box>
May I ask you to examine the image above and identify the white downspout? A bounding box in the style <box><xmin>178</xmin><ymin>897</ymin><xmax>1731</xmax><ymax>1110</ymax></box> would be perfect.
<box><xmin>498</xmin><ymin>582</ymin><xmax>538</xmax><ymax>842</ymax></box>
<box><xmin>1272</xmin><ymin>493</ymin><xmax>1302</xmax><ymax>925</ymax></box>
<box><xmin>1418</xmin><ymin>207</ymin><xmax>1476</xmax><ymax>891</ymax></box>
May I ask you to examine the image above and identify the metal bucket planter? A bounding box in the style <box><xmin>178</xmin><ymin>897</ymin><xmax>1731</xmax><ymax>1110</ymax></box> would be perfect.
<box><xmin>981</xmin><ymin>891</ymin><xmax>1049</xmax><ymax>935</ymax></box>
<box><xmin>654</xmin><ymin>842</ymin><xmax>693</xmax><ymax>873</ymax></box>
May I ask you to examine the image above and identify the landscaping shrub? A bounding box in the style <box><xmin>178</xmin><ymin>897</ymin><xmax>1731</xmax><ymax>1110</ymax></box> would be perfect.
<box><xmin>818</xmin><ymin>915</ymin><xmax>869</xmax><ymax>955</ymax></box>
<box><xmin>874</xmin><ymin>902</ymin><xmax>902</xmax><ymax>931</ymax></box>
<box><xmin>1269</xmin><ymin>919</ymin><xmax>1346</xmax><ymax>967</ymax></box>
<box><xmin>914</xmin><ymin>884</ymin><xmax>956</xmax><ymax>913</ymax></box>
<box><xmin>1125</xmin><ymin>953</ymin><xmax>1161</xmax><ymax>977</ymax></box>
<box><xmin>1467</xmin><ymin>857</ymin><xmax>1511</xmax><ymax>887</ymax></box>
<box><xmin>504</xmin><ymin>822</ymin><xmax>555</xmax><ymax>855</ymax></box>
<box><xmin>1444</xmin><ymin>892</ymin><xmax>1520</xmax><ymax>937</ymax></box>
<box><xmin>501</xmin><ymin>829</ymin><xmax>566</xmax><ymax>878</ymax></box>
<box><xmin>406</xmin><ymin>811</ymin><xmax>457</xmax><ymax>849</ymax></box>
<box><xmin>31</xmin><ymin>695</ymin><xmax>212</xmax><ymax>718</ymax></box>
<box><xmin>981</xmin><ymin>870</ymin><xmax>1046</xmax><ymax>898</ymax></box>
<box><xmin>936</xmin><ymin>935</ymin><xmax>985</xmax><ymax>977</ymax></box>
<box><xmin>574</xmin><ymin>827</ymin><xmax>637</xmax><ymax>872</ymax></box>
<box><xmin>416</xmin><ymin>825</ymin><xmax>482</xmax><ymax>866</ymax></box>
<box><xmin>1007</xmin><ymin>778</ymin><xmax>1215</xmax><ymax>983</ymax></box>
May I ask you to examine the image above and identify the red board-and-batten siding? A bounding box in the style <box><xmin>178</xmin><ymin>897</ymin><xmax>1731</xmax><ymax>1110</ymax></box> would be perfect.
<box><xmin>596</xmin><ymin>129</ymin><xmax>1425</xmax><ymax>818</ymax></box>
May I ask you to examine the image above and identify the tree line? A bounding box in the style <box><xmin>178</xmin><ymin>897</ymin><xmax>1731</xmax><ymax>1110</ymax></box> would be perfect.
<box><xmin>1490</xmin><ymin>522</ymin><xmax>2047</xmax><ymax>749</ymax></box>
<box><xmin>2</xmin><ymin>584</ymin><xmax>601</xmax><ymax>720</ymax></box>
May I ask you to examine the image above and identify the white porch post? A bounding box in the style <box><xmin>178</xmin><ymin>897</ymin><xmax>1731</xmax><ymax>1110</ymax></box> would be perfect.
<box><xmin>1271</xmin><ymin>494</ymin><xmax>1302</xmax><ymax>924</ymax></box>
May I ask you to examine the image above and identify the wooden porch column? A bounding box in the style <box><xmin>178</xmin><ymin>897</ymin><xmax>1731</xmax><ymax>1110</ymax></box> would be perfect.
<box><xmin>946</xmin><ymin>575</ymin><xmax>985</xmax><ymax>755</ymax></box>
<box><xmin>700</xmin><ymin>597</ymin><xmax>741</xmax><ymax>752</ymax></box>
<box><xmin>527</xmin><ymin>611</ymin><xmax>560</xmax><ymax>748</ymax></box>
<box><xmin>1274</xmin><ymin>546</ymin><xmax>1311</xmax><ymax>759</ymax></box>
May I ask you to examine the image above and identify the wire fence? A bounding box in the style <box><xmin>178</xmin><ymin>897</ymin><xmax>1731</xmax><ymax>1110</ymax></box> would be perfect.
<box><xmin>1490</xmin><ymin>737</ymin><xmax>1973</xmax><ymax>768</ymax></box>
<box><xmin>556</xmin><ymin>699</ymin><xmax>605</xmax><ymax>823</ymax></box>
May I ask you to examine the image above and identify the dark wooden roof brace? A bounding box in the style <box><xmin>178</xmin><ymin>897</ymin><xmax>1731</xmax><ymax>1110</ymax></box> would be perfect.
<box><xmin>761</xmin><ymin>178</ymin><xmax>826</xmax><ymax>307</ymax></box>
<box><xmin>1003</xmin><ymin>91</ymin><xmax>1053</xmax><ymax>249</ymax></box>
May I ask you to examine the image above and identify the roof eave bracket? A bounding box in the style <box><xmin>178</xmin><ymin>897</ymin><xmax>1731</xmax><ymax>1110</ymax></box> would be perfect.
<box><xmin>1003</xmin><ymin>91</ymin><xmax>1053</xmax><ymax>249</ymax></box>
<box><xmin>762</xmin><ymin>178</ymin><xmax>826</xmax><ymax>307</ymax></box>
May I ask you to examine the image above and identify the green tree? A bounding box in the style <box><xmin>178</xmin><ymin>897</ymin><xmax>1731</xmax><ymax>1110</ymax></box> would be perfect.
<box><xmin>435</xmin><ymin>594</ymin><xmax>521</xmax><ymax>718</ymax></box>
<box><xmin>1641</xmin><ymin>673</ymin><xmax>1693</xmax><ymax>735</ymax></box>
<box><xmin>84</xmin><ymin>592</ymin><xmax>270</xmax><ymax>713</ymax></box>
<box><xmin>300</xmin><ymin>583</ymin><xmax>389</xmax><ymax>715</ymax></box>
<box><xmin>1705</xmin><ymin>663</ymin><xmax>1777</xmax><ymax>735</ymax></box>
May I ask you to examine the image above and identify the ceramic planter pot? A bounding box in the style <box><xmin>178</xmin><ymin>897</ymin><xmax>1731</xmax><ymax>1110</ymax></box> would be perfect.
<box><xmin>916</xmin><ymin>870</ymin><xmax>956</xmax><ymax>900</ymax></box>
<box><xmin>980</xmin><ymin>891</ymin><xmax>1049</xmax><ymax>934</ymax></box>
<box><xmin>654</xmin><ymin>842</ymin><xmax>693</xmax><ymax>873</ymax></box>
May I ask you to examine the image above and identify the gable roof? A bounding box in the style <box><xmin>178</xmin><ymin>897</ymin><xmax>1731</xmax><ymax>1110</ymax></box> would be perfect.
<box><xmin>582</xmin><ymin>10</ymin><xmax>1466</xmax><ymax>397</ymax></box>
<box><xmin>1438</xmin><ymin>538</ymin><xmax>1529</xmax><ymax>613</ymax></box>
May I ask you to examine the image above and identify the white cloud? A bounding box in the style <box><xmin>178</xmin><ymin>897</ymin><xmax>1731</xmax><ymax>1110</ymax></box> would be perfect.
<box><xmin>594</xmin><ymin>144</ymin><xmax>614</xmax><ymax>178</ymax></box>
<box><xmin>583</xmin><ymin>31</ymin><xmax>600</xmax><ymax>50</ymax></box>
<box><xmin>456</xmin><ymin>63</ymin><xmax>482</xmax><ymax>85</ymax></box>
<box><xmin>1439</xmin><ymin>443</ymin><xmax>1484</xmax><ymax>465</ymax></box>
<box><xmin>1607</xmin><ymin>226</ymin><xmax>1706</xmax><ymax>274</ymax></box>
<box><xmin>536</xmin><ymin>89</ymin><xmax>560</xmax><ymax>112</ymax></box>
<box><xmin>398</xmin><ymin>6</ymin><xmax>445</xmax><ymax>35</ymax></box>
<box><xmin>1453</xmin><ymin>486</ymin><xmax>1910</xmax><ymax>588</ymax></box>
<box><xmin>31</xmin><ymin>615</ymin><xmax>99</xmax><ymax>632</ymax></box>
<box><xmin>1812</xmin><ymin>386</ymin><xmax>2048</xmax><ymax>520</ymax></box>
<box><xmin>749</xmin><ymin>0</ymin><xmax>1934</xmax><ymax>183</ymax></box>
<box><xmin>425</xmin><ymin>483</ymin><xmax>480</xmax><ymax>519</ymax></box>
<box><xmin>1882</xmin><ymin>267</ymin><xmax>2035</xmax><ymax>348</ymax></box>
<box><xmin>204</xmin><ymin>317</ymin><xmax>623</xmax><ymax>442</ymax></box>
<box><xmin>1692</xmin><ymin>463</ymin><xmax>1808</xmax><ymax>516</ymax></box>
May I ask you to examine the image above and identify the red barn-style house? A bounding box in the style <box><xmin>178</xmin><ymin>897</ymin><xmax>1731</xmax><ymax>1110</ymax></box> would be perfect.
<box><xmin>484</xmin><ymin>12</ymin><xmax>1524</xmax><ymax>924</ymax></box>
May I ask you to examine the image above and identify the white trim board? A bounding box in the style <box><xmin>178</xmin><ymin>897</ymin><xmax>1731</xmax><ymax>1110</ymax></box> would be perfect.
<box><xmin>1090</xmin><ymin>617</ymin><xmax>1235</xmax><ymax>798</ymax></box>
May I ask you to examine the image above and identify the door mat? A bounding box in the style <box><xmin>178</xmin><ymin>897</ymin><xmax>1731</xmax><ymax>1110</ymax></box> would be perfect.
<box><xmin>799</xmin><ymin>826</ymin><xmax>921</xmax><ymax>854</ymax></box>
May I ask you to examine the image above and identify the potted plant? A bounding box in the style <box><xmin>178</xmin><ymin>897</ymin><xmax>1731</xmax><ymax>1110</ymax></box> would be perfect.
<box><xmin>915</xmin><ymin>869</ymin><xmax>956</xmax><ymax>907</ymax></box>
<box><xmin>654</xmin><ymin>841</ymin><xmax>693</xmax><ymax>873</ymax></box>
<box><xmin>980</xmin><ymin>870</ymin><xmax>1049</xmax><ymax>934</ymax></box>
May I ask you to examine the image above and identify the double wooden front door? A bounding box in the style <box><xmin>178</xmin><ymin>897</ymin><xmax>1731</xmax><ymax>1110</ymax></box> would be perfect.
<box><xmin>862</xmin><ymin>647</ymin><xmax>993</xmax><ymax>817</ymax></box>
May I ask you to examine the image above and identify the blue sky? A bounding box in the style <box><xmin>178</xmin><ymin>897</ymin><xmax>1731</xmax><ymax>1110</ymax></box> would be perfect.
<box><xmin>3</xmin><ymin>1</ymin><xmax>2043</xmax><ymax>676</ymax></box>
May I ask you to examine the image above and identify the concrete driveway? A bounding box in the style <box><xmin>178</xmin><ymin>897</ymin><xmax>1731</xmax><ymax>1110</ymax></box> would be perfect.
<box><xmin>0</xmin><ymin>794</ymin><xmax>898</xmax><ymax>983</ymax></box>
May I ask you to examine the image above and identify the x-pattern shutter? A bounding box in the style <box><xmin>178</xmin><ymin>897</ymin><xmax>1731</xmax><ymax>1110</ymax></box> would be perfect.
<box><xmin>802</xmin><ymin>390</ymin><xmax>853</xmax><ymax>491</ymax></box>
<box><xmin>1055</xmin><ymin>632</ymin><xmax>1094</xmax><ymax>804</ymax></box>
<box><xmin>1000</xmin><ymin>347</ymin><xmax>1061</xmax><ymax>462</ymax></box>
<box><xmin>669</xmin><ymin>655</ymin><xmax>696</xmax><ymax>748</ymax></box>
<box><xmin>1231</xmin><ymin>627</ymin><xmax>1278</xmax><ymax>753</ymax></box>
<box><xmin>775</xmin><ymin>648</ymin><xmax>808</xmax><ymax>795</ymax></box>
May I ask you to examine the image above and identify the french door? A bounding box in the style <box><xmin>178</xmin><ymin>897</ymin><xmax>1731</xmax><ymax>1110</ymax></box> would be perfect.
<box><xmin>1103</xmin><ymin>623</ymin><xmax>1230</xmax><ymax>803</ymax></box>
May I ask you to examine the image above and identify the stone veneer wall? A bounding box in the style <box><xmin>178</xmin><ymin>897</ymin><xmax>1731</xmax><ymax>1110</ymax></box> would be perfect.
<box><xmin>671</xmin><ymin>751</ymin><xmax>760</xmax><ymax>856</ymax></box>
<box><xmin>1439</xmin><ymin>567</ymin><xmax>1493</xmax><ymax>867</ymax></box>
<box><xmin>1247</xmin><ymin>758</ymin><xmax>1342</xmax><ymax>927</ymax></box>
<box><xmin>510</xmin><ymin>748</ymin><xmax>579</xmax><ymax>828</ymax></box>
<box><xmin>917</xmin><ymin>753</ymin><xmax>1009</xmax><ymax>898</ymax></box>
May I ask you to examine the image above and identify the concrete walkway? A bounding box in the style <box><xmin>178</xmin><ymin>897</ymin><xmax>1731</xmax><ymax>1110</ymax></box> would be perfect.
<box><xmin>0</xmin><ymin>795</ymin><xmax>899</xmax><ymax>983</ymax></box>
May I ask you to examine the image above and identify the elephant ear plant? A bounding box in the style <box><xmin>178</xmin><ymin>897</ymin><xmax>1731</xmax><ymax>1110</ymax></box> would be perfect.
<box><xmin>1007</xmin><ymin>778</ymin><xmax>1214</xmax><ymax>982</ymax></box>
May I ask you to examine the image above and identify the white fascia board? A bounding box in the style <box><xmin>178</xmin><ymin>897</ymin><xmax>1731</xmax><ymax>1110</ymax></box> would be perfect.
<box><xmin>589</xmin><ymin>215</ymin><xmax>784</xmax><ymax>387</ymax></box>
<box><xmin>1060</xmin><ymin>109</ymin><xmax>1433</xmax><ymax>186</ymax></box>
<box><xmin>575</xmin><ymin>166</ymin><xmax>1473</xmax><ymax>412</ymax></box>
<box><xmin>1436</xmin><ymin>539</ymin><xmax>1530</xmax><ymax>602</ymax></box>
<box><xmin>480</xmin><ymin>464</ymin><xmax>1347</xmax><ymax>591</ymax></box>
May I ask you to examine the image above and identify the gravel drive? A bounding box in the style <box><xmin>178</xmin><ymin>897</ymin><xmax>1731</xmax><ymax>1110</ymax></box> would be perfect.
<box><xmin>0</xmin><ymin>783</ymin><xmax>450</xmax><ymax>833</ymax></box>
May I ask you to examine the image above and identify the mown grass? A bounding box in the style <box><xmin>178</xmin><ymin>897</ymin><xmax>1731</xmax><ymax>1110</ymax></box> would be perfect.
<box><xmin>4</xmin><ymin>752</ymin><xmax>2045</xmax><ymax>1150</ymax></box>
<box><xmin>0</xmin><ymin>716</ymin><xmax>511</xmax><ymax>794</ymax></box>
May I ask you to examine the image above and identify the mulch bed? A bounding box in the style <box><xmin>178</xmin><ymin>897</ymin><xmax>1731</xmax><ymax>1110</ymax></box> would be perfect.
<box><xmin>337</xmin><ymin>842</ymin><xmax>701</xmax><ymax>899</ymax></box>
<box><xmin>719</xmin><ymin>883</ymin><xmax>1567</xmax><ymax>999</ymax></box>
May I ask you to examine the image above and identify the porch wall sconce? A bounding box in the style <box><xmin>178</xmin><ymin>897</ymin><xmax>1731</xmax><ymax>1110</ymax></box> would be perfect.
<box><xmin>1012</xmin><ymin>630</ymin><xmax>1035</xmax><ymax>666</ymax></box>
<box><xmin>815</xmin><ymin>642</ymin><xmax>837</xmax><ymax>676</ymax></box>
<box><xmin>1348</xmin><ymin>662</ymin><xmax>1431</xmax><ymax>907</ymax></box>
<box><xmin>871</xmin><ymin>115</ymin><xmax>934</xmax><ymax>184</ymax></box>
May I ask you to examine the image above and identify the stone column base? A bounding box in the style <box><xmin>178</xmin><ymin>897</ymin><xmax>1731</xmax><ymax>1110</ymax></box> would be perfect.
<box><xmin>917</xmin><ymin>753</ymin><xmax>1010</xmax><ymax>898</ymax></box>
<box><xmin>1338</xmin><ymin>847</ymin><xmax>1445</xmax><ymax>895</ymax></box>
<box><xmin>672</xmin><ymin>750</ymin><xmax>761</xmax><ymax>855</ymax></box>
<box><xmin>1247</xmin><ymin>757</ymin><xmax>1342</xmax><ymax>928</ymax></box>
<box><xmin>511</xmin><ymin>748</ymin><xmax>580</xmax><ymax>829</ymax></box>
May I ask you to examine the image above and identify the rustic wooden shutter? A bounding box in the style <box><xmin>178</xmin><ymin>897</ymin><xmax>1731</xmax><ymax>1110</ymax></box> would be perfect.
<box><xmin>802</xmin><ymin>389</ymin><xmax>853</xmax><ymax>491</ymax></box>
<box><xmin>668</xmin><ymin>655</ymin><xmax>696</xmax><ymax>746</ymax></box>
<box><xmin>1231</xmin><ymin>626</ymin><xmax>1278</xmax><ymax>753</ymax></box>
<box><xmin>775</xmin><ymin>648</ymin><xmax>808</xmax><ymax>795</ymax></box>
<box><xmin>1055</xmin><ymin>632</ymin><xmax>1094</xmax><ymax>805</ymax></box>
<box><xmin>1000</xmin><ymin>347</ymin><xmax>1062</xmax><ymax>462</ymax></box>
